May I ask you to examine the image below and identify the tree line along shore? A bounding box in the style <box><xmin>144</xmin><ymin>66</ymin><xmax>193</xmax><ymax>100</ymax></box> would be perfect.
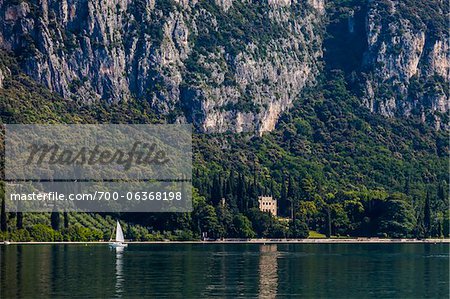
<box><xmin>2</xmin><ymin>238</ymin><xmax>449</xmax><ymax>245</ymax></box>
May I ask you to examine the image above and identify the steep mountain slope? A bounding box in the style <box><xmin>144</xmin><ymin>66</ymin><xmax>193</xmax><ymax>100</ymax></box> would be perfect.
<box><xmin>0</xmin><ymin>0</ymin><xmax>447</xmax><ymax>132</ymax></box>
<box><xmin>362</xmin><ymin>0</ymin><xmax>448</xmax><ymax>129</ymax></box>
<box><xmin>0</xmin><ymin>0</ymin><xmax>448</xmax><ymax>239</ymax></box>
<box><xmin>0</xmin><ymin>0</ymin><xmax>324</xmax><ymax>133</ymax></box>
<box><xmin>1</xmin><ymin>47</ymin><xmax>448</xmax><ymax>238</ymax></box>
<box><xmin>325</xmin><ymin>0</ymin><xmax>449</xmax><ymax>130</ymax></box>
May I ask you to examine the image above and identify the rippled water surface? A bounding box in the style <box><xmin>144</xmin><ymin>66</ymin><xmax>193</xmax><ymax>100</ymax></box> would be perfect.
<box><xmin>1</xmin><ymin>243</ymin><xmax>448</xmax><ymax>298</ymax></box>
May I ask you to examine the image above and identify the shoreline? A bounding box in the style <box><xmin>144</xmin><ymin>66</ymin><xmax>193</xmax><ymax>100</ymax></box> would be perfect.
<box><xmin>2</xmin><ymin>238</ymin><xmax>449</xmax><ymax>245</ymax></box>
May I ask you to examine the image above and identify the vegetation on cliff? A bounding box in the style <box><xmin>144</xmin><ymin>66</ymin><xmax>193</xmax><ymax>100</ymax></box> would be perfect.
<box><xmin>0</xmin><ymin>46</ymin><xmax>448</xmax><ymax>240</ymax></box>
<box><xmin>0</xmin><ymin>0</ymin><xmax>448</xmax><ymax>241</ymax></box>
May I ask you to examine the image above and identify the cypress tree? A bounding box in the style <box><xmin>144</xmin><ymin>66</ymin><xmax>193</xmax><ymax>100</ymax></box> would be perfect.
<box><xmin>326</xmin><ymin>207</ymin><xmax>332</xmax><ymax>238</ymax></box>
<box><xmin>51</xmin><ymin>207</ymin><xmax>60</xmax><ymax>231</ymax></box>
<box><xmin>287</xmin><ymin>175</ymin><xmax>294</xmax><ymax>198</ymax></box>
<box><xmin>404</xmin><ymin>173</ymin><xmax>411</xmax><ymax>195</ymax></box>
<box><xmin>227</xmin><ymin>170</ymin><xmax>235</xmax><ymax>196</ymax></box>
<box><xmin>16</xmin><ymin>212</ymin><xmax>23</xmax><ymax>229</ymax></box>
<box><xmin>424</xmin><ymin>190</ymin><xmax>431</xmax><ymax>237</ymax></box>
<box><xmin>224</xmin><ymin>175</ymin><xmax>231</xmax><ymax>196</ymax></box>
<box><xmin>246</xmin><ymin>181</ymin><xmax>252</xmax><ymax>210</ymax></box>
<box><xmin>63</xmin><ymin>211</ymin><xmax>69</xmax><ymax>229</ymax></box>
<box><xmin>237</xmin><ymin>174</ymin><xmax>246</xmax><ymax>212</ymax></box>
<box><xmin>287</xmin><ymin>175</ymin><xmax>296</xmax><ymax>219</ymax></box>
<box><xmin>217</xmin><ymin>174</ymin><xmax>222</xmax><ymax>200</ymax></box>
<box><xmin>280</xmin><ymin>175</ymin><xmax>287</xmax><ymax>216</ymax></box>
<box><xmin>437</xmin><ymin>181</ymin><xmax>446</xmax><ymax>204</ymax></box>
<box><xmin>210</xmin><ymin>174</ymin><xmax>223</xmax><ymax>205</ymax></box>
<box><xmin>251</xmin><ymin>157</ymin><xmax>259</xmax><ymax>203</ymax></box>
<box><xmin>1</xmin><ymin>197</ymin><xmax>7</xmax><ymax>232</ymax></box>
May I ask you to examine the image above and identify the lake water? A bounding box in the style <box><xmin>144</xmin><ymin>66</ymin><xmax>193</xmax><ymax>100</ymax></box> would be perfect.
<box><xmin>1</xmin><ymin>243</ymin><xmax>448</xmax><ymax>298</ymax></box>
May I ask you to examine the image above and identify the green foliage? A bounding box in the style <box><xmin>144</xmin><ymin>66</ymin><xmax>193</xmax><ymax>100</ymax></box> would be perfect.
<box><xmin>29</xmin><ymin>224</ymin><xmax>61</xmax><ymax>242</ymax></box>
<box><xmin>379</xmin><ymin>193</ymin><xmax>416</xmax><ymax>238</ymax></box>
<box><xmin>247</xmin><ymin>208</ymin><xmax>273</xmax><ymax>237</ymax></box>
<box><xmin>0</xmin><ymin>0</ymin><xmax>448</xmax><ymax>242</ymax></box>
<box><xmin>170</xmin><ymin>230</ymin><xmax>194</xmax><ymax>241</ymax></box>
<box><xmin>0</xmin><ymin>229</ymin><xmax>31</xmax><ymax>242</ymax></box>
<box><xmin>0</xmin><ymin>188</ymin><xmax>6</xmax><ymax>232</ymax></box>
<box><xmin>270</xmin><ymin>220</ymin><xmax>289</xmax><ymax>238</ymax></box>
<box><xmin>61</xmin><ymin>226</ymin><xmax>103</xmax><ymax>242</ymax></box>
<box><xmin>443</xmin><ymin>210</ymin><xmax>450</xmax><ymax>238</ymax></box>
<box><xmin>127</xmin><ymin>225</ymin><xmax>152</xmax><ymax>241</ymax></box>
<box><xmin>192</xmin><ymin>192</ymin><xmax>222</xmax><ymax>239</ymax></box>
<box><xmin>232</xmin><ymin>214</ymin><xmax>255</xmax><ymax>238</ymax></box>
<box><xmin>289</xmin><ymin>219</ymin><xmax>309</xmax><ymax>239</ymax></box>
<box><xmin>424</xmin><ymin>190</ymin><xmax>432</xmax><ymax>237</ymax></box>
<box><xmin>51</xmin><ymin>210</ymin><xmax>60</xmax><ymax>231</ymax></box>
<box><xmin>330</xmin><ymin>203</ymin><xmax>351</xmax><ymax>236</ymax></box>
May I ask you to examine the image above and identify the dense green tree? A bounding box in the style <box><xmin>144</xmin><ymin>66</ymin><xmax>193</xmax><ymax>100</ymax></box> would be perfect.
<box><xmin>216</xmin><ymin>202</ymin><xmax>233</xmax><ymax>238</ymax></box>
<box><xmin>210</xmin><ymin>174</ymin><xmax>223</xmax><ymax>205</ymax></box>
<box><xmin>404</xmin><ymin>176</ymin><xmax>411</xmax><ymax>195</ymax></box>
<box><xmin>193</xmin><ymin>200</ymin><xmax>221</xmax><ymax>239</ymax></box>
<box><xmin>437</xmin><ymin>181</ymin><xmax>446</xmax><ymax>201</ymax></box>
<box><xmin>1</xmin><ymin>197</ymin><xmax>6</xmax><ymax>232</ymax></box>
<box><xmin>424</xmin><ymin>190</ymin><xmax>431</xmax><ymax>237</ymax></box>
<box><xmin>298</xmin><ymin>201</ymin><xmax>319</xmax><ymax>228</ymax></box>
<box><xmin>61</xmin><ymin>225</ymin><xmax>103</xmax><ymax>242</ymax></box>
<box><xmin>12</xmin><ymin>229</ymin><xmax>31</xmax><ymax>242</ymax></box>
<box><xmin>29</xmin><ymin>224</ymin><xmax>60</xmax><ymax>242</ymax></box>
<box><xmin>379</xmin><ymin>193</ymin><xmax>416</xmax><ymax>238</ymax></box>
<box><xmin>436</xmin><ymin>212</ymin><xmax>444</xmax><ymax>238</ymax></box>
<box><xmin>279</xmin><ymin>174</ymin><xmax>289</xmax><ymax>216</ymax></box>
<box><xmin>330</xmin><ymin>203</ymin><xmax>350</xmax><ymax>236</ymax></box>
<box><xmin>289</xmin><ymin>219</ymin><xmax>309</xmax><ymax>238</ymax></box>
<box><xmin>343</xmin><ymin>199</ymin><xmax>365</xmax><ymax>233</ymax></box>
<box><xmin>232</xmin><ymin>214</ymin><xmax>255</xmax><ymax>238</ymax></box>
<box><xmin>51</xmin><ymin>208</ymin><xmax>61</xmax><ymax>231</ymax></box>
<box><xmin>443</xmin><ymin>210</ymin><xmax>450</xmax><ymax>237</ymax></box>
<box><xmin>63</xmin><ymin>211</ymin><xmax>69</xmax><ymax>229</ymax></box>
<box><xmin>322</xmin><ymin>193</ymin><xmax>335</xmax><ymax>238</ymax></box>
<box><xmin>247</xmin><ymin>208</ymin><xmax>273</xmax><ymax>237</ymax></box>
<box><xmin>16</xmin><ymin>212</ymin><xmax>23</xmax><ymax>229</ymax></box>
<box><xmin>236</xmin><ymin>174</ymin><xmax>248</xmax><ymax>212</ymax></box>
<box><xmin>270</xmin><ymin>220</ymin><xmax>289</xmax><ymax>238</ymax></box>
<box><xmin>300</xmin><ymin>177</ymin><xmax>316</xmax><ymax>200</ymax></box>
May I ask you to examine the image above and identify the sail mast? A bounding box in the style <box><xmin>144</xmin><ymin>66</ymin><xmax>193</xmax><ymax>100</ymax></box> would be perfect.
<box><xmin>109</xmin><ymin>224</ymin><xmax>115</xmax><ymax>242</ymax></box>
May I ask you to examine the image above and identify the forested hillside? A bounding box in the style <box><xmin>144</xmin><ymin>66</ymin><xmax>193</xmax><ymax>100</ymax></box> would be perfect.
<box><xmin>0</xmin><ymin>0</ymin><xmax>448</xmax><ymax>241</ymax></box>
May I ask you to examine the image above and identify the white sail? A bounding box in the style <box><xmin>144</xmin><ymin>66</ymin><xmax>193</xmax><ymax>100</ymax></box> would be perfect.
<box><xmin>115</xmin><ymin>221</ymin><xmax>125</xmax><ymax>243</ymax></box>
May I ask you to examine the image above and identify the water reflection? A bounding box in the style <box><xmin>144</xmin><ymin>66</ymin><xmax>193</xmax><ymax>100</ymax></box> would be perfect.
<box><xmin>1</xmin><ymin>244</ymin><xmax>448</xmax><ymax>298</ymax></box>
<box><xmin>114</xmin><ymin>247</ymin><xmax>125</xmax><ymax>298</ymax></box>
<box><xmin>259</xmin><ymin>244</ymin><xmax>279</xmax><ymax>299</ymax></box>
<box><xmin>16</xmin><ymin>245</ymin><xmax>23</xmax><ymax>298</ymax></box>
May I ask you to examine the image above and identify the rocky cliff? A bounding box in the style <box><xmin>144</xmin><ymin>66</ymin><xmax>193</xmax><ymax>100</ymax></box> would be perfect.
<box><xmin>0</xmin><ymin>0</ymin><xmax>448</xmax><ymax>132</ymax></box>
<box><xmin>361</xmin><ymin>0</ymin><xmax>449</xmax><ymax>130</ymax></box>
<box><xmin>0</xmin><ymin>0</ymin><xmax>324</xmax><ymax>133</ymax></box>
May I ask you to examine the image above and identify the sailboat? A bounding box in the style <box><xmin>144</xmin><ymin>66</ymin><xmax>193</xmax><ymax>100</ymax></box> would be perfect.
<box><xmin>109</xmin><ymin>220</ymin><xmax>128</xmax><ymax>248</ymax></box>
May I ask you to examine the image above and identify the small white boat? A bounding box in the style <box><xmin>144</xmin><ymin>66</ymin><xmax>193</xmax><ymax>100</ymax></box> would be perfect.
<box><xmin>3</xmin><ymin>241</ymin><xmax>11</xmax><ymax>245</ymax></box>
<box><xmin>109</xmin><ymin>221</ymin><xmax>128</xmax><ymax>248</ymax></box>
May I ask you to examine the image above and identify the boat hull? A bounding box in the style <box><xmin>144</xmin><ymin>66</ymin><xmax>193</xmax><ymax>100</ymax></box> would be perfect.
<box><xmin>109</xmin><ymin>242</ymin><xmax>128</xmax><ymax>248</ymax></box>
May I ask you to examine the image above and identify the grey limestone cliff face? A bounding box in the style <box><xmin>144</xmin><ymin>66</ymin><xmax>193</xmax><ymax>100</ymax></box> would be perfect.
<box><xmin>361</xmin><ymin>0</ymin><xmax>449</xmax><ymax>129</ymax></box>
<box><xmin>0</xmin><ymin>0</ymin><xmax>324</xmax><ymax>133</ymax></box>
<box><xmin>1</xmin><ymin>0</ymin><xmax>447</xmax><ymax>131</ymax></box>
